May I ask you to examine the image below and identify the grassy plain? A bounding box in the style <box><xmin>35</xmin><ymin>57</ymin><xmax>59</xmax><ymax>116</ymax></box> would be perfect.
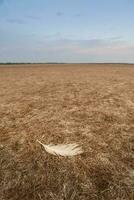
<box><xmin>0</xmin><ymin>64</ymin><xmax>134</xmax><ymax>200</ymax></box>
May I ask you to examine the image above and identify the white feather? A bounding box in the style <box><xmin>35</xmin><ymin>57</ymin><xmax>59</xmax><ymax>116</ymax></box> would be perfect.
<box><xmin>37</xmin><ymin>140</ymin><xmax>83</xmax><ymax>157</ymax></box>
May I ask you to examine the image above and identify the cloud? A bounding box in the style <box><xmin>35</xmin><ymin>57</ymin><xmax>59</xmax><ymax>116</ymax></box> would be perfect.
<box><xmin>35</xmin><ymin>37</ymin><xmax>134</xmax><ymax>60</ymax></box>
<box><xmin>72</xmin><ymin>43</ymin><xmax>134</xmax><ymax>57</ymax></box>
<box><xmin>53</xmin><ymin>38</ymin><xmax>133</xmax><ymax>59</ymax></box>
<box><xmin>73</xmin><ymin>13</ymin><xmax>81</xmax><ymax>17</ymax></box>
<box><xmin>27</xmin><ymin>15</ymin><xmax>40</xmax><ymax>20</ymax></box>
<box><xmin>56</xmin><ymin>12</ymin><xmax>64</xmax><ymax>17</ymax></box>
<box><xmin>7</xmin><ymin>19</ymin><xmax>26</xmax><ymax>24</ymax></box>
<box><xmin>56</xmin><ymin>12</ymin><xmax>81</xmax><ymax>18</ymax></box>
<box><xmin>48</xmin><ymin>38</ymin><xmax>126</xmax><ymax>50</ymax></box>
<box><xmin>7</xmin><ymin>16</ymin><xmax>41</xmax><ymax>25</ymax></box>
<box><xmin>1</xmin><ymin>36</ymin><xmax>134</xmax><ymax>63</ymax></box>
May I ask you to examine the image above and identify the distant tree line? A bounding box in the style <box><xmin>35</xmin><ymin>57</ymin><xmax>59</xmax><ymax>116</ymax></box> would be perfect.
<box><xmin>0</xmin><ymin>62</ymin><xmax>67</xmax><ymax>65</ymax></box>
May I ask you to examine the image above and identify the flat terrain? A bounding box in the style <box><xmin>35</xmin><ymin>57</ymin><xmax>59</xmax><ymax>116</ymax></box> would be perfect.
<box><xmin>0</xmin><ymin>64</ymin><xmax>134</xmax><ymax>200</ymax></box>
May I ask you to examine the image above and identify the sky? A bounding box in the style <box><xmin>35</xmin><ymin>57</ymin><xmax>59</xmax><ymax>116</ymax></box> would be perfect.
<box><xmin>0</xmin><ymin>0</ymin><xmax>134</xmax><ymax>63</ymax></box>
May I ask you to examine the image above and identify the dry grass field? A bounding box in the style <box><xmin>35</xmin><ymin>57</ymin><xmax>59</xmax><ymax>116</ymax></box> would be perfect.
<box><xmin>0</xmin><ymin>64</ymin><xmax>134</xmax><ymax>200</ymax></box>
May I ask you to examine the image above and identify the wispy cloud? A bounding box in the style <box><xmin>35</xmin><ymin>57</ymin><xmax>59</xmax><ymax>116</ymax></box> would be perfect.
<box><xmin>7</xmin><ymin>15</ymin><xmax>41</xmax><ymax>25</ymax></box>
<box><xmin>48</xmin><ymin>38</ymin><xmax>126</xmax><ymax>50</ymax></box>
<box><xmin>73</xmin><ymin>13</ymin><xmax>81</xmax><ymax>17</ymax></box>
<box><xmin>34</xmin><ymin>37</ymin><xmax>134</xmax><ymax>60</ymax></box>
<box><xmin>56</xmin><ymin>12</ymin><xmax>64</xmax><ymax>17</ymax></box>
<box><xmin>1</xmin><ymin>36</ymin><xmax>134</xmax><ymax>63</ymax></box>
<box><xmin>27</xmin><ymin>15</ymin><xmax>40</xmax><ymax>20</ymax></box>
<box><xmin>52</xmin><ymin>38</ymin><xmax>133</xmax><ymax>59</ymax></box>
<box><xmin>7</xmin><ymin>19</ymin><xmax>26</xmax><ymax>24</ymax></box>
<box><xmin>56</xmin><ymin>12</ymin><xmax>81</xmax><ymax>18</ymax></box>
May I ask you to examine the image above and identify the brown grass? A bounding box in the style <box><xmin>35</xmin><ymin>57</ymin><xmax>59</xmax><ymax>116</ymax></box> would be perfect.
<box><xmin>0</xmin><ymin>63</ymin><xmax>134</xmax><ymax>200</ymax></box>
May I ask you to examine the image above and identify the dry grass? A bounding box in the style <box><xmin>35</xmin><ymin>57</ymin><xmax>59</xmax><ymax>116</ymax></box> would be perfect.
<box><xmin>0</xmin><ymin>63</ymin><xmax>134</xmax><ymax>200</ymax></box>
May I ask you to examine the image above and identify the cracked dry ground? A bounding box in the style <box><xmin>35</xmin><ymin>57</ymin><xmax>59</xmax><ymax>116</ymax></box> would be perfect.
<box><xmin>0</xmin><ymin>64</ymin><xmax>134</xmax><ymax>200</ymax></box>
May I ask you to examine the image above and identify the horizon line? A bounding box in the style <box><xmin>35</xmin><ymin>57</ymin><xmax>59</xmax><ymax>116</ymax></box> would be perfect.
<box><xmin>0</xmin><ymin>62</ymin><xmax>134</xmax><ymax>65</ymax></box>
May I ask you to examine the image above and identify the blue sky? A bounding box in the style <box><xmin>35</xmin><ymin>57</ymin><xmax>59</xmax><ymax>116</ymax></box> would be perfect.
<box><xmin>0</xmin><ymin>0</ymin><xmax>134</xmax><ymax>63</ymax></box>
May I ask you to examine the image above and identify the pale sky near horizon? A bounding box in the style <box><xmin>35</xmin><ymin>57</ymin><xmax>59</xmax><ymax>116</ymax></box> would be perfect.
<box><xmin>0</xmin><ymin>0</ymin><xmax>134</xmax><ymax>63</ymax></box>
